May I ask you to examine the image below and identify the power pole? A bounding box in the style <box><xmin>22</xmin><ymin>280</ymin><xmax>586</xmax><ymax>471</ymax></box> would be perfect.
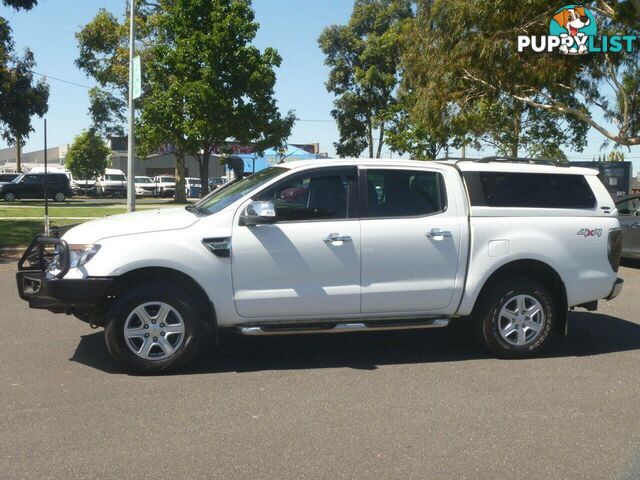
<box><xmin>127</xmin><ymin>0</ymin><xmax>136</xmax><ymax>212</ymax></box>
<box><xmin>44</xmin><ymin>119</ymin><xmax>49</xmax><ymax>236</ymax></box>
<box><xmin>16</xmin><ymin>139</ymin><xmax>21</xmax><ymax>173</ymax></box>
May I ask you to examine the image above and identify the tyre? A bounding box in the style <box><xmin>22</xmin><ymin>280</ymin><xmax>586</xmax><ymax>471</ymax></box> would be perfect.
<box><xmin>3</xmin><ymin>191</ymin><xmax>16</xmax><ymax>202</ymax></box>
<box><xmin>53</xmin><ymin>192</ymin><xmax>66</xmax><ymax>202</ymax></box>
<box><xmin>104</xmin><ymin>280</ymin><xmax>207</xmax><ymax>374</ymax></box>
<box><xmin>475</xmin><ymin>277</ymin><xmax>555</xmax><ymax>358</ymax></box>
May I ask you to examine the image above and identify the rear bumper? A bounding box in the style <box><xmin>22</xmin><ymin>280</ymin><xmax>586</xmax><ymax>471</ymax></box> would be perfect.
<box><xmin>606</xmin><ymin>277</ymin><xmax>624</xmax><ymax>301</ymax></box>
<box><xmin>16</xmin><ymin>271</ymin><xmax>113</xmax><ymax>313</ymax></box>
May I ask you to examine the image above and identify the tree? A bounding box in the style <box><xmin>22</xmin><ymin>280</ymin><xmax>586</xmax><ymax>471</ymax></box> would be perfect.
<box><xmin>77</xmin><ymin>1</ymin><xmax>293</xmax><ymax>200</ymax></box>
<box><xmin>319</xmin><ymin>0</ymin><xmax>413</xmax><ymax>158</ymax></box>
<box><xmin>0</xmin><ymin>0</ymin><xmax>49</xmax><ymax>156</ymax></box>
<box><xmin>403</xmin><ymin>0</ymin><xmax>640</xmax><ymax>154</ymax></box>
<box><xmin>137</xmin><ymin>0</ymin><xmax>294</xmax><ymax>198</ymax></box>
<box><xmin>607</xmin><ymin>150</ymin><xmax>625</xmax><ymax>162</ymax></box>
<box><xmin>65</xmin><ymin>130</ymin><xmax>110</xmax><ymax>181</ymax></box>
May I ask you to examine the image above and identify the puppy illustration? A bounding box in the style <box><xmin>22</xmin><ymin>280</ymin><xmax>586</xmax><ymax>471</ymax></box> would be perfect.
<box><xmin>553</xmin><ymin>7</ymin><xmax>591</xmax><ymax>54</ymax></box>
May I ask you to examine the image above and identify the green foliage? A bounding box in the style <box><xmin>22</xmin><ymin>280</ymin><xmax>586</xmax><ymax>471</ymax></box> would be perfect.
<box><xmin>77</xmin><ymin>0</ymin><xmax>293</xmax><ymax>199</ymax></box>
<box><xmin>2</xmin><ymin>0</ymin><xmax>38</xmax><ymax>10</ymax></box>
<box><xmin>136</xmin><ymin>0</ymin><xmax>294</xmax><ymax>198</ymax></box>
<box><xmin>403</xmin><ymin>0</ymin><xmax>640</xmax><ymax>151</ymax></box>
<box><xmin>319</xmin><ymin>0</ymin><xmax>412</xmax><ymax>158</ymax></box>
<box><xmin>0</xmin><ymin>0</ymin><xmax>48</xmax><ymax>146</ymax></box>
<box><xmin>65</xmin><ymin>130</ymin><xmax>110</xmax><ymax>181</ymax></box>
<box><xmin>607</xmin><ymin>150</ymin><xmax>625</xmax><ymax>162</ymax></box>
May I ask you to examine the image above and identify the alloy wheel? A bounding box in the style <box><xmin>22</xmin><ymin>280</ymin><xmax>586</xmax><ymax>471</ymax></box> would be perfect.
<box><xmin>124</xmin><ymin>301</ymin><xmax>185</xmax><ymax>360</ymax></box>
<box><xmin>497</xmin><ymin>294</ymin><xmax>545</xmax><ymax>346</ymax></box>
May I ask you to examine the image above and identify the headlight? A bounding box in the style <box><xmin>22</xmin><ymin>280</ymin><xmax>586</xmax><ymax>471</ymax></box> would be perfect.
<box><xmin>68</xmin><ymin>244</ymin><xmax>101</xmax><ymax>268</ymax></box>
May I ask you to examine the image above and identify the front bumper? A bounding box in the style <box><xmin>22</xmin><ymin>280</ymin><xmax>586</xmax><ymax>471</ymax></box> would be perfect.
<box><xmin>16</xmin><ymin>235</ymin><xmax>113</xmax><ymax>313</ymax></box>
<box><xmin>16</xmin><ymin>271</ymin><xmax>113</xmax><ymax>313</ymax></box>
<box><xmin>606</xmin><ymin>277</ymin><xmax>624</xmax><ymax>301</ymax></box>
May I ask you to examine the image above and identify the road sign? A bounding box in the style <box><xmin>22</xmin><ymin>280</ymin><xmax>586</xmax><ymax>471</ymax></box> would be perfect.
<box><xmin>132</xmin><ymin>55</ymin><xmax>142</xmax><ymax>100</ymax></box>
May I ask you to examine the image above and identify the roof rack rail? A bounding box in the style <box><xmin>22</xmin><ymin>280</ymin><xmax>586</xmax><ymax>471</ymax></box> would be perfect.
<box><xmin>476</xmin><ymin>156</ymin><xmax>570</xmax><ymax>167</ymax></box>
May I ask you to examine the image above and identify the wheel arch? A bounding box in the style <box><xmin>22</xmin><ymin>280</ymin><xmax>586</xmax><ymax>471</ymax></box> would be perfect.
<box><xmin>471</xmin><ymin>259</ymin><xmax>568</xmax><ymax>335</ymax></box>
<box><xmin>107</xmin><ymin>267</ymin><xmax>217</xmax><ymax>328</ymax></box>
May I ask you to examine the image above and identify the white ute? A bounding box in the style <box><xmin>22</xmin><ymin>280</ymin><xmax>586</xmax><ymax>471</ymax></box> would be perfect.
<box><xmin>16</xmin><ymin>158</ymin><xmax>624</xmax><ymax>374</ymax></box>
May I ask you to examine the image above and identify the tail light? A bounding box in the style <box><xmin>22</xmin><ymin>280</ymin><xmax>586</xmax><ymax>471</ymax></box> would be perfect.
<box><xmin>608</xmin><ymin>228</ymin><xmax>622</xmax><ymax>272</ymax></box>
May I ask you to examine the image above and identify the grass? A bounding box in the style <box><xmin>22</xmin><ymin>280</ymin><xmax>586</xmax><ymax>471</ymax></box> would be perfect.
<box><xmin>0</xmin><ymin>201</ymin><xmax>185</xmax><ymax>248</ymax></box>
<box><xmin>0</xmin><ymin>219</ymin><xmax>80</xmax><ymax>249</ymax></box>
<box><xmin>0</xmin><ymin>203</ymin><xmax>179</xmax><ymax>219</ymax></box>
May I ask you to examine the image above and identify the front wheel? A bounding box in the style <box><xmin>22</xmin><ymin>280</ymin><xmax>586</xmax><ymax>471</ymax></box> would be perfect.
<box><xmin>105</xmin><ymin>280</ymin><xmax>207</xmax><ymax>374</ymax></box>
<box><xmin>3</xmin><ymin>192</ymin><xmax>16</xmax><ymax>202</ymax></box>
<box><xmin>475</xmin><ymin>277</ymin><xmax>555</xmax><ymax>358</ymax></box>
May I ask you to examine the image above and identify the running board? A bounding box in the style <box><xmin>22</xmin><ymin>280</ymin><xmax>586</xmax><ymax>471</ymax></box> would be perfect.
<box><xmin>238</xmin><ymin>319</ymin><xmax>450</xmax><ymax>336</ymax></box>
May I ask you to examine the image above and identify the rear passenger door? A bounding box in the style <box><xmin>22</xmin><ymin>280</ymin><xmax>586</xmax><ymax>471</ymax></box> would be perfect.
<box><xmin>360</xmin><ymin>167</ymin><xmax>463</xmax><ymax>314</ymax></box>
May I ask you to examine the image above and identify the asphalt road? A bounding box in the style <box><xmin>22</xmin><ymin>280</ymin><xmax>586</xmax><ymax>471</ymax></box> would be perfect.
<box><xmin>2</xmin><ymin>259</ymin><xmax>640</xmax><ymax>480</ymax></box>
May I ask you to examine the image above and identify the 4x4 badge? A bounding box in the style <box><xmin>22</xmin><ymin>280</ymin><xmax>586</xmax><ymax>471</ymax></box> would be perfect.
<box><xmin>577</xmin><ymin>228</ymin><xmax>603</xmax><ymax>237</ymax></box>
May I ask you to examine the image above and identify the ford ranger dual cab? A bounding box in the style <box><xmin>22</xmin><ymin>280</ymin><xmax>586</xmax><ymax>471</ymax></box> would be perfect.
<box><xmin>16</xmin><ymin>158</ymin><xmax>624</xmax><ymax>374</ymax></box>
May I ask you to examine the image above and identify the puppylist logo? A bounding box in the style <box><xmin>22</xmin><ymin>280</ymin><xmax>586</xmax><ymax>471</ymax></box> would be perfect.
<box><xmin>518</xmin><ymin>5</ymin><xmax>638</xmax><ymax>55</ymax></box>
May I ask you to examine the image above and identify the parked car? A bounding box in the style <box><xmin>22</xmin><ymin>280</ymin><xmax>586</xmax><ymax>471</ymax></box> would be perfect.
<box><xmin>0</xmin><ymin>173</ymin><xmax>20</xmax><ymax>183</ymax></box>
<box><xmin>135</xmin><ymin>176</ymin><xmax>156</xmax><ymax>197</ymax></box>
<box><xmin>184</xmin><ymin>177</ymin><xmax>202</xmax><ymax>198</ymax></box>
<box><xmin>96</xmin><ymin>168</ymin><xmax>127</xmax><ymax>197</ymax></box>
<box><xmin>1</xmin><ymin>172</ymin><xmax>72</xmax><ymax>202</ymax></box>
<box><xmin>17</xmin><ymin>158</ymin><xmax>623</xmax><ymax>374</ymax></box>
<box><xmin>153</xmin><ymin>176</ymin><xmax>176</xmax><ymax>198</ymax></box>
<box><xmin>615</xmin><ymin>194</ymin><xmax>640</xmax><ymax>259</ymax></box>
<box><xmin>208</xmin><ymin>176</ymin><xmax>226</xmax><ymax>190</ymax></box>
<box><xmin>74</xmin><ymin>179</ymin><xmax>97</xmax><ymax>197</ymax></box>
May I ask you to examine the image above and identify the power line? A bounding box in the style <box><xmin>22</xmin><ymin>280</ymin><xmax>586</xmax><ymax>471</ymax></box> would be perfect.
<box><xmin>30</xmin><ymin>71</ymin><xmax>93</xmax><ymax>90</ymax></box>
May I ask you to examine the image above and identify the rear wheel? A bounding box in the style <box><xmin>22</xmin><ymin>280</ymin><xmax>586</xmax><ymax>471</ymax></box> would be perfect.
<box><xmin>53</xmin><ymin>192</ymin><xmax>65</xmax><ymax>202</ymax></box>
<box><xmin>3</xmin><ymin>192</ymin><xmax>15</xmax><ymax>202</ymax></box>
<box><xmin>475</xmin><ymin>277</ymin><xmax>555</xmax><ymax>358</ymax></box>
<box><xmin>105</xmin><ymin>280</ymin><xmax>207</xmax><ymax>374</ymax></box>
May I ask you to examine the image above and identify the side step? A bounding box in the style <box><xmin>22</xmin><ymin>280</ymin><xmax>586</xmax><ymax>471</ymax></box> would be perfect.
<box><xmin>238</xmin><ymin>319</ymin><xmax>450</xmax><ymax>336</ymax></box>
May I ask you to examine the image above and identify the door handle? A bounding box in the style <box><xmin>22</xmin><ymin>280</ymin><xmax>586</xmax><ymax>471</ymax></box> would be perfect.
<box><xmin>324</xmin><ymin>233</ymin><xmax>352</xmax><ymax>243</ymax></box>
<box><xmin>426</xmin><ymin>229</ymin><xmax>452</xmax><ymax>239</ymax></box>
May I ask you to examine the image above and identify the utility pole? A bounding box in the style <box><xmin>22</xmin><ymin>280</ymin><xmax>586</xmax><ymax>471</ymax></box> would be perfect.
<box><xmin>127</xmin><ymin>0</ymin><xmax>136</xmax><ymax>212</ymax></box>
<box><xmin>44</xmin><ymin>119</ymin><xmax>49</xmax><ymax>236</ymax></box>
<box><xmin>15</xmin><ymin>139</ymin><xmax>21</xmax><ymax>173</ymax></box>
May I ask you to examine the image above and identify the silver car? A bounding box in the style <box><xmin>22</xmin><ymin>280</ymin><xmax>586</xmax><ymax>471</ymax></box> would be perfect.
<box><xmin>616</xmin><ymin>195</ymin><xmax>640</xmax><ymax>259</ymax></box>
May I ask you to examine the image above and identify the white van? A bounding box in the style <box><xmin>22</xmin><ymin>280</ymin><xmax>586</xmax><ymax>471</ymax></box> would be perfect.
<box><xmin>96</xmin><ymin>168</ymin><xmax>127</xmax><ymax>197</ymax></box>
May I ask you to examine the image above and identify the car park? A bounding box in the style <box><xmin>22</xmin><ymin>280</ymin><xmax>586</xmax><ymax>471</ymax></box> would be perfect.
<box><xmin>16</xmin><ymin>158</ymin><xmax>623</xmax><ymax>374</ymax></box>
<box><xmin>615</xmin><ymin>194</ymin><xmax>640</xmax><ymax>259</ymax></box>
<box><xmin>1</xmin><ymin>172</ymin><xmax>72</xmax><ymax>202</ymax></box>
<box><xmin>134</xmin><ymin>176</ymin><xmax>156</xmax><ymax>197</ymax></box>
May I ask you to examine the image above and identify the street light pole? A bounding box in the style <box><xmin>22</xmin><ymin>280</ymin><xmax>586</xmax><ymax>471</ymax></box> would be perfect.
<box><xmin>127</xmin><ymin>0</ymin><xmax>136</xmax><ymax>212</ymax></box>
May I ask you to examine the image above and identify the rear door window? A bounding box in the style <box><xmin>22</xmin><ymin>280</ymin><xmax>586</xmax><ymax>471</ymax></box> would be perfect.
<box><xmin>364</xmin><ymin>169</ymin><xmax>447</xmax><ymax>218</ymax></box>
<box><xmin>464</xmin><ymin>172</ymin><xmax>596</xmax><ymax>209</ymax></box>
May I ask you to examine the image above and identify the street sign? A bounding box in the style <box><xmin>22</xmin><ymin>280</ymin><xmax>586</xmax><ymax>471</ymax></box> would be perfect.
<box><xmin>132</xmin><ymin>55</ymin><xmax>142</xmax><ymax>99</ymax></box>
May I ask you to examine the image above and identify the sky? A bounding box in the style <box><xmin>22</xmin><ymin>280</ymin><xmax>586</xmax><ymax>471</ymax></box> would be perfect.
<box><xmin>2</xmin><ymin>0</ymin><xmax>640</xmax><ymax>174</ymax></box>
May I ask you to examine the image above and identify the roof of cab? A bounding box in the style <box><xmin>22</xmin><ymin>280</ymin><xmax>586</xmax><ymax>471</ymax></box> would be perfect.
<box><xmin>278</xmin><ymin>157</ymin><xmax>600</xmax><ymax>175</ymax></box>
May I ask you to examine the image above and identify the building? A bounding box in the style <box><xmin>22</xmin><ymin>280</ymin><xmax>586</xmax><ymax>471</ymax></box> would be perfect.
<box><xmin>0</xmin><ymin>145</ymin><xmax>68</xmax><ymax>172</ymax></box>
<box><xmin>108</xmin><ymin>137</ymin><xmax>326</xmax><ymax>178</ymax></box>
<box><xmin>0</xmin><ymin>138</ymin><xmax>327</xmax><ymax>179</ymax></box>
<box><xmin>569</xmin><ymin>161</ymin><xmax>633</xmax><ymax>199</ymax></box>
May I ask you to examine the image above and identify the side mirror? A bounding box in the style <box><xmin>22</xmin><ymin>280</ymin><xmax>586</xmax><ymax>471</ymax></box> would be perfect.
<box><xmin>240</xmin><ymin>200</ymin><xmax>277</xmax><ymax>226</ymax></box>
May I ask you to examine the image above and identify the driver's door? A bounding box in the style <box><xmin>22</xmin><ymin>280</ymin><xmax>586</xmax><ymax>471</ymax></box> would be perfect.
<box><xmin>231</xmin><ymin>167</ymin><xmax>361</xmax><ymax>319</ymax></box>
